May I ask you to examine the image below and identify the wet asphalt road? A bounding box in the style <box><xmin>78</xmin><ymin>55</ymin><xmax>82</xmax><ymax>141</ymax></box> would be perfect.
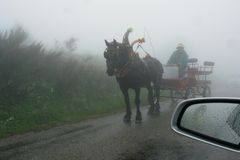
<box><xmin>0</xmin><ymin>101</ymin><xmax>239</xmax><ymax>160</ymax></box>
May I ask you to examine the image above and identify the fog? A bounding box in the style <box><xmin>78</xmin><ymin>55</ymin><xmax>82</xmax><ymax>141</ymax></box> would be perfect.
<box><xmin>1</xmin><ymin>0</ymin><xmax>240</xmax><ymax>86</ymax></box>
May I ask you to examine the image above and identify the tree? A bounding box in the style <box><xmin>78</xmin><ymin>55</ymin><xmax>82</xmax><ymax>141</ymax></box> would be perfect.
<box><xmin>64</xmin><ymin>37</ymin><xmax>78</xmax><ymax>52</ymax></box>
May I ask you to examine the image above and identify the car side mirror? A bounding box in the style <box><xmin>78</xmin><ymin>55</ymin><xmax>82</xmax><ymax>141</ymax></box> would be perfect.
<box><xmin>171</xmin><ymin>98</ymin><xmax>240</xmax><ymax>152</ymax></box>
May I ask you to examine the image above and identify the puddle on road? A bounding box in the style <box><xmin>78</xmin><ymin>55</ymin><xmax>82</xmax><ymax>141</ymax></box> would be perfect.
<box><xmin>117</xmin><ymin>138</ymin><xmax>203</xmax><ymax>160</ymax></box>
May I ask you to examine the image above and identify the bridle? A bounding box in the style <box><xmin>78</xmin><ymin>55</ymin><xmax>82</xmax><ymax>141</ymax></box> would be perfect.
<box><xmin>106</xmin><ymin>44</ymin><xmax>133</xmax><ymax>78</ymax></box>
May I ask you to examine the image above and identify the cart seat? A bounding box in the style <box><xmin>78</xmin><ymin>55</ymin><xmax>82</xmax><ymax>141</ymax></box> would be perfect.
<box><xmin>197</xmin><ymin>71</ymin><xmax>213</xmax><ymax>75</ymax></box>
<box><xmin>204</xmin><ymin>61</ymin><xmax>215</xmax><ymax>66</ymax></box>
<box><xmin>188</xmin><ymin>58</ymin><xmax>198</xmax><ymax>63</ymax></box>
<box><xmin>197</xmin><ymin>80</ymin><xmax>212</xmax><ymax>84</ymax></box>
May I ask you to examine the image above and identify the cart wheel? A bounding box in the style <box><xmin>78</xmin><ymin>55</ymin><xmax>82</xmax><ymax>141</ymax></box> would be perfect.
<box><xmin>203</xmin><ymin>85</ymin><xmax>211</xmax><ymax>97</ymax></box>
<box><xmin>185</xmin><ymin>88</ymin><xmax>195</xmax><ymax>99</ymax></box>
<box><xmin>171</xmin><ymin>90</ymin><xmax>178</xmax><ymax>102</ymax></box>
<box><xmin>170</xmin><ymin>90</ymin><xmax>177</xmax><ymax>102</ymax></box>
<box><xmin>171</xmin><ymin>90</ymin><xmax>183</xmax><ymax>102</ymax></box>
<box><xmin>196</xmin><ymin>86</ymin><xmax>204</xmax><ymax>95</ymax></box>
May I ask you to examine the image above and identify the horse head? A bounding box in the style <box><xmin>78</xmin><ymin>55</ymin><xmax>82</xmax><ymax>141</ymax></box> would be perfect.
<box><xmin>104</xmin><ymin>39</ymin><xmax>129</xmax><ymax>76</ymax></box>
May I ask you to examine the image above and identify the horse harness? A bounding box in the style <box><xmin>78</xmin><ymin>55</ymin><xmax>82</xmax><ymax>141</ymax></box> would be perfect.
<box><xmin>115</xmin><ymin>50</ymin><xmax>134</xmax><ymax>78</ymax></box>
<box><xmin>115</xmin><ymin>44</ymin><xmax>151</xmax><ymax>78</ymax></box>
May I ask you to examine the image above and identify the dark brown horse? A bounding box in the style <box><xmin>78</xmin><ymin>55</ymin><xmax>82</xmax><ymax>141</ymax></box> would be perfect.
<box><xmin>104</xmin><ymin>39</ymin><xmax>163</xmax><ymax>123</ymax></box>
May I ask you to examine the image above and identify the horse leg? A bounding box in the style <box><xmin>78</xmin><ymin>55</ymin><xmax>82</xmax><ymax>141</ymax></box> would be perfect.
<box><xmin>154</xmin><ymin>85</ymin><xmax>161</xmax><ymax>113</ymax></box>
<box><xmin>155</xmin><ymin>74</ymin><xmax>162</xmax><ymax>113</ymax></box>
<box><xmin>147</xmin><ymin>85</ymin><xmax>155</xmax><ymax>115</ymax></box>
<box><xmin>135</xmin><ymin>88</ymin><xmax>142</xmax><ymax>123</ymax></box>
<box><xmin>121</xmin><ymin>87</ymin><xmax>131</xmax><ymax>123</ymax></box>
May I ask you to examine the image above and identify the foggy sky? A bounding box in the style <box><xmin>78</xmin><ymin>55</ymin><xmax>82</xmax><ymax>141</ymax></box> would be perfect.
<box><xmin>1</xmin><ymin>0</ymin><xmax>240</xmax><ymax>76</ymax></box>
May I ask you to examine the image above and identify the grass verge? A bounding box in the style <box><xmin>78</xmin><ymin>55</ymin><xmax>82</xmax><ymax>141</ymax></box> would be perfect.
<box><xmin>0</xmin><ymin>89</ymin><xmax>155</xmax><ymax>139</ymax></box>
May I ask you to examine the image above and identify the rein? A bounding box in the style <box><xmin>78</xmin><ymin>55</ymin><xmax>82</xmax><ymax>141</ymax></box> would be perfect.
<box><xmin>114</xmin><ymin>42</ymin><xmax>150</xmax><ymax>78</ymax></box>
<box><xmin>135</xmin><ymin>44</ymin><xmax>151</xmax><ymax>57</ymax></box>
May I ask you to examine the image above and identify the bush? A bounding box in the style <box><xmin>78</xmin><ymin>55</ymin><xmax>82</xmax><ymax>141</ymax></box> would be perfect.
<box><xmin>0</xmin><ymin>27</ymin><xmax>118</xmax><ymax>101</ymax></box>
<box><xmin>0</xmin><ymin>27</ymin><xmax>125</xmax><ymax>138</ymax></box>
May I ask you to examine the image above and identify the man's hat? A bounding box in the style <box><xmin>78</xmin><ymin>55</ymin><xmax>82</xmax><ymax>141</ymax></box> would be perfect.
<box><xmin>177</xmin><ymin>43</ymin><xmax>184</xmax><ymax>49</ymax></box>
<box><xmin>127</xmin><ymin>27</ymin><xmax>133</xmax><ymax>33</ymax></box>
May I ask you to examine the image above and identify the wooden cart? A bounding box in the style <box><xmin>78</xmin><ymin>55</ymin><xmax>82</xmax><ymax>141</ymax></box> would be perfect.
<box><xmin>160</xmin><ymin>58</ymin><xmax>214</xmax><ymax>102</ymax></box>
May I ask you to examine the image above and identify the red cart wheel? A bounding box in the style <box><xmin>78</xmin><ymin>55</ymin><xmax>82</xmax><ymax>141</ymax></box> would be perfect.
<box><xmin>203</xmin><ymin>85</ymin><xmax>211</xmax><ymax>97</ymax></box>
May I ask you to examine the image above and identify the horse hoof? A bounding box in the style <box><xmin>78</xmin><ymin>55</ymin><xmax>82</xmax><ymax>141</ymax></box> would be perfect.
<box><xmin>123</xmin><ymin>117</ymin><xmax>131</xmax><ymax>123</ymax></box>
<box><xmin>148</xmin><ymin>109</ymin><xmax>155</xmax><ymax>115</ymax></box>
<box><xmin>155</xmin><ymin>109</ymin><xmax>160</xmax><ymax>114</ymax></box>
<box><xmin>135</xmin><ymin>119</ymin><xmax>142</xmax><ymax>124</ymax></box>
<box><xmin>123</xmin><ymin>119</ymin><xmax>131</xmax><ymax>123</ymax></box>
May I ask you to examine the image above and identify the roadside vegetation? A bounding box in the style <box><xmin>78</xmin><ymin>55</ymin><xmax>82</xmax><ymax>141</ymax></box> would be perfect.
<box><xmin>0</xmin><ymin>27</ymin><xmax>150</xmax><ymax>138</ymax></box>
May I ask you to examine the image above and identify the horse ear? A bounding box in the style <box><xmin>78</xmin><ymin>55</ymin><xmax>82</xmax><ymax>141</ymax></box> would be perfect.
<box><xmin>105</xmin><ymin>40</ymin><xmax>109</xmax><ymax>46</ymax></box>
